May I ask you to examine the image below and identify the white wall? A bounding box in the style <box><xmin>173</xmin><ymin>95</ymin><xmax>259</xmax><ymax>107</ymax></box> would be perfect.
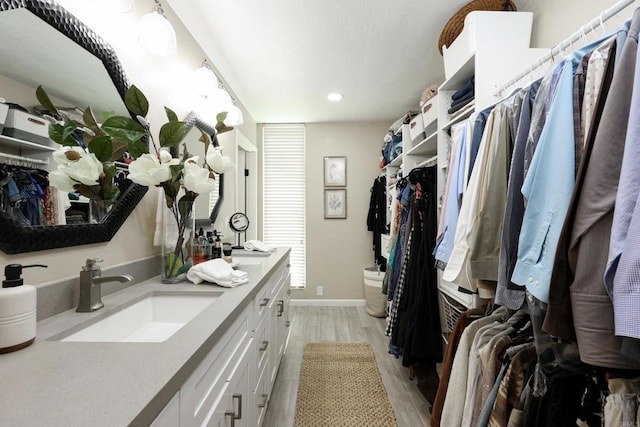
<box><xmin>293</xmin><ymin>122</ymin><xmax>388</xmax><ymax>300</ymax></box>
<box><xmin>521</xmin><ymin>0</ymin><xmax>636</xmax><ymax>49</ymax></box>
<box><xmin>0</xmin><ymin>0</ymin><xmax>255</xmax><ymax>287</ymax></box>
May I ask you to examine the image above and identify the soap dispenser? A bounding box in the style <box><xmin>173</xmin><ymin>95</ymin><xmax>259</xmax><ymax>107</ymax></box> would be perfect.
<box><xmin>0</xmin><ymin>263</ymin><xmax>47</xmax><ymax>353</ymax></box>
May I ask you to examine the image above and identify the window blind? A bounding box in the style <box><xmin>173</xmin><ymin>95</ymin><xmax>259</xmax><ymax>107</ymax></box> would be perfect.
<box><xmin>262</xmin><ymin>124</ymin><xmax>306</xmax><ymax>288</ymax></box>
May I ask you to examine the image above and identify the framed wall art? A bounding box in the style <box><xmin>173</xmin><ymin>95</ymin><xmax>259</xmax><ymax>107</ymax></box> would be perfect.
<box><xmin>324</xmin><ymin>156</ymin><xmax>347</xmax><ymax>187</ymax></box>
<box><xmin>324</xmin><ymin>189</ymin><xmax>347</xmax><ymax>219</ymax></box>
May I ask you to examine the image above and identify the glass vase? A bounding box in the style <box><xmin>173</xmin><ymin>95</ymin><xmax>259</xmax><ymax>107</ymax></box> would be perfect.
<box><xmin>89</xmin><ymin>199</ymin><xmax>111</xmax><ymax>224</ymax></box>
<box><xmin>160</xmin><ymin>193</ymin><xmax>195</xmax><ymax>284</ymax></box>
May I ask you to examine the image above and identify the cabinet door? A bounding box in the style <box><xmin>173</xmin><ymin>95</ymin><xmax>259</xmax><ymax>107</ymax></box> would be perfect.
<box><xmin>225</xmin><ymin>340</ymin><xmax>252</xmax><ymax>427</ymax></box>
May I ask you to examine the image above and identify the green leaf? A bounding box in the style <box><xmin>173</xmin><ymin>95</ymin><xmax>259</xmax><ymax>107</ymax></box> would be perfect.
<box><xmin>169</xmin><ymin>163</ymin><xmax>183</xmax><ymax>182</ymax></box>
<box><xmin>127</xmin><ymin>140</ymin><xmax>148</xmax><ymax>159</ymax></box>
<box><xmin>159</xmin><ymin>121</ymin><xmax>186</xmax><ymax>147</ymax></box>
<box><xmin>100</xmin><ymin>111</ymin><xmax>116</xmax><ymax>122</ymax></box>
<box><xmin>199</xmin><ymin>129</ymin><xmax>211</xmax><ymax>155</ymax></box>
<box><xmin>83</xmin><ymin>107</ymin><xmax>104</xmax><ymax>138</ymax></box>
<box><xmin>165</xmin><ymin>107</ymin><xmax>179</xmax><ymax>122</ymax></box>
<box><xmin>164</xmin><ymin>252</ymin><xmax>183</xmax><ymax>278</ymax></box>
<box><xmin>110</xmin><ymin>139</ymin><xmax>129</xmax><ymax>162</ymax></box>
<box><xmin>124</xmin><ymin>85</ymin><xmax>149</xmax><ymax>117</ymax></box>
<box><xmin>178</xmin><ymin>193</ymin><xmax>195</xmax><ymax>219</ymax></box>
<box><xmin>48</xmin><ymin>123</ymin><xmax>77</xmax><ymax>146</ymax></box>
<box><xmin>161</xmin><ymin>181</ymin><xmax>180</xmax><ymax>204</ymax></box>
<box><xmin>35</xmin><ymin>85</ymin><xmax>60</xmax><ymax>118</ymax></box>
<box><xmin>216</xmin><ymin>111</ymin><xmax>228</xmax><ymax>122</ymax></box>
<box><xmin>102</xmin><ymin>116</ymin><xmax>146</xmax><ymax>142</ymax></box>
<box><xmin>88</xmin><ymin>136</ymin><xmax>113</xmax><ymax>162</ymax></box>
<box><xmin>215</xmin><ymin>121</ymin><xmax>233</xmax><ymax>134</ymax></box>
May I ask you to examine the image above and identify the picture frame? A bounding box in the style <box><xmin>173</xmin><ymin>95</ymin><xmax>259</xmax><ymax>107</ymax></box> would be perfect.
<box><xmin>324</xmin><ymin>189</ymin><xmax>347</xmax><ymax>219</ymax></box>
<box><xmin>324</xmin><ymin>156</ymin><xmax>347</xmax><ymax>187</ymax></box>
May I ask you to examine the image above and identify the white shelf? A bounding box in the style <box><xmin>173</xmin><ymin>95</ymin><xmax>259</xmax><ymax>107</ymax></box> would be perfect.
<box><xmin>388</xmin><ymin>155</ymin><xmax>403</xmax><ymax>167</ymax></box>
<box><xmin>443</xmin><ymin>102</ymin><xmax>475</xmax><ymax>130</ymax></box>
<box><xmin>405</xmin><ymin>130</ymin><xmax>438</xmax><ymax>157</ymax></box>
<box><xmin>0</xmin><ymin>134</ymin><xmax>56</xmax><ymax>153</ymax></box>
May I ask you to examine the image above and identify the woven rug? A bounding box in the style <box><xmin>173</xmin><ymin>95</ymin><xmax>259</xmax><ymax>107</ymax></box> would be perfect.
<box><xmin>294</xmin><ymin>342</ymin><xmax>397</xmax><ymax>427</ymax></box>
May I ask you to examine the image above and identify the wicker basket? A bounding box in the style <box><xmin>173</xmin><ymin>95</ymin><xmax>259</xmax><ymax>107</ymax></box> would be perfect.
<box><xmin>438</xmin><ymin>0</ymin><xmax>517</xmax><ymax>55</ymax></box>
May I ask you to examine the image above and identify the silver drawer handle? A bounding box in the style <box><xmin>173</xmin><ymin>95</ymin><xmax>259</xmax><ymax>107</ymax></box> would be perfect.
<box><xmin>259</xmin><ymin>340</ymin><xmax>269</xmax><ymax>352</ymax></box>
<box><xmin>277</xmin><ymin>300</ymin><xmax>284</xmax><ymax>317</ymax></box>
<box><xmin>286</xmin><ymin>288</ymin><xmax>292</xmax><ymax>295</ymax></box>
<box><xmin>258</xmin><ymin>393</ymin><xmax>269</xmax><ymax>408</ymax></box>
<box><xmin>259</xmin><ymin>297</ymin><xmax>270</xmax><ymax>308</ymax></box>
<box><xmin>232</xmin><ymin>393</ymin><xmax>242</xmax><ymax>420</ymax></box>
<box><xmin>225</xmin><ymin>411</ymin><xmax>236</xmax><ymax>427</ymax></box>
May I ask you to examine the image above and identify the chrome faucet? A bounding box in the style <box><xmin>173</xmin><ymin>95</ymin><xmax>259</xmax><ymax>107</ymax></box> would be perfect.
<box><xmin>77</xmin><ymin>258</ymin><xmax>133</xmax><ymax>312</ymax></box>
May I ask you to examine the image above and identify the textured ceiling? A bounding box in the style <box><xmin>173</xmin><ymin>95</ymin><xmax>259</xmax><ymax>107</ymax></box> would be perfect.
<box><xmin>167</xmin><ymin>0</ymin><xmax>525</xmax><ymax>124</ymax></box>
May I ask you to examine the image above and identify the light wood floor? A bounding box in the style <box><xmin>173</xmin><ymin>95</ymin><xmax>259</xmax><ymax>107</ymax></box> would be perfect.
<box><xmin>263</xmin><ymin>305</ymin><xmax>431</xmax><ymax>427</ymax></box>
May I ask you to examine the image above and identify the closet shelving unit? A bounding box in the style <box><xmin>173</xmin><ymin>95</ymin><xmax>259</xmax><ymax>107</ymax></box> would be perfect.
<box><xmin>435</xmin><ymin>43</ymin><xmax>549</xmax><ymax>342</ymax></box>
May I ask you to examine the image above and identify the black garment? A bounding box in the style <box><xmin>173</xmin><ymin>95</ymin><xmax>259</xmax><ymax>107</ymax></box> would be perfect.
<box><xmin>390</xmin><ymin>166</ymin><xmax>442</xmax><ymax>368</ymax></box>
<box><xmin>367</xmin><ymin>175</ymin><xmax>387</xmax><ymax>269</ymax></box>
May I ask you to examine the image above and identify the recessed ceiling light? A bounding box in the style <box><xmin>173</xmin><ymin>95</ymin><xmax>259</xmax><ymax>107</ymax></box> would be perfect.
<box><xmin>327</xmin><ymin>93</ymin><xmax>343</xmax><ymax>102</ymax></box>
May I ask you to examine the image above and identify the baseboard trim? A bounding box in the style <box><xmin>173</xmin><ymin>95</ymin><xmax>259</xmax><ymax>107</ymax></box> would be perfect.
<box><xmin>290</xmin><ymin>299</ymin><xmax>366</xmax><ymax>307</ymax></box>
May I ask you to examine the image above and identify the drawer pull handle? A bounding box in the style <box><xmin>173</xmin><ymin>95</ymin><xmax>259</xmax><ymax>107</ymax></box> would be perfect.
<box><xmin>232</xmin><ymin>393</ymin><xmax>242</xmax><ymax>420</ymax></box>
<box><xmin>286</xmin><ymin>288</ymin><xmax>292</xmax><ymax>295</ymax></box>
<box><xmin>285</xmin><ymin>320</ymin><xmax>291</xmax><ymax>328</ymax></box>
<box><xmin>258</xmin><ymin>393</ymin><xmax>269</xmax><ymax>408</ymax></box>
<box><xmin>260</xmin><ymin>297</ymin><xmax>270</xmax><ymax>308</ymax></box>
<box><xmin>277</xmin><ymin>300</ymin><xmax>284</xmax><ymax>316</ymax></box>
<box><xmin>259</xmin><ymin>340</ymin><xmax>269</xmax><ymax>352</ymax></box>
<box><xmin>225</xmin><ymin>411</ymin><xmax>236</xmax><ymax>427</ymax></box>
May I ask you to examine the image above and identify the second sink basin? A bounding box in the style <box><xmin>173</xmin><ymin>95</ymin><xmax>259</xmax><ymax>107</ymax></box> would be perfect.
<box><xmin>56</xmin><ymin>291</ymin><xmax>222</xmax><ymax>343</ymax></box>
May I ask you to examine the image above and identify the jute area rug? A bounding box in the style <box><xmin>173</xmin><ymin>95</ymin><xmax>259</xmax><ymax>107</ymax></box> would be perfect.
<box><xmin>294</xmin><ymin>342</ymin><xmax>398</xmax><ymax>427</ymax></box>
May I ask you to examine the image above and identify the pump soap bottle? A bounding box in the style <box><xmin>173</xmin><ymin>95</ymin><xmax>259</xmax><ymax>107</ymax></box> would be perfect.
<box><xmin>0</xmin><ymin>263</ymin><xmax>47</xmax><ymax>353</ymax></box>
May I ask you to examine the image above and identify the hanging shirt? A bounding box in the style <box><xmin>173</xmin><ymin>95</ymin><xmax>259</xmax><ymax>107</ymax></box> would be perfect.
<box><xmin>434</xmin><ymin>121</ymin><xmax>468</xmax><ymax>267</ymax></box>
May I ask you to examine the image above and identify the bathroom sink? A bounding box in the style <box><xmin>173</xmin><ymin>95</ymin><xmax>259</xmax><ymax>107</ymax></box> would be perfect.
<box><xmin>55</xmin><ymin>291</ymin><xmax>222</xmax><ymax>343</ymax></box>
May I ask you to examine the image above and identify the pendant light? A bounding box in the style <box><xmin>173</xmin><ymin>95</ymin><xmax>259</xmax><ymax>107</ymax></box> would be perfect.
<box><xmin>137</xmin><ymin>0</ymin><xmax>177</xmax><ymax>56</ymax></box>
<box><xmin>193</xmin><ymin>59</ymin><xmax>219</xmax><ymax>98</ymax></box>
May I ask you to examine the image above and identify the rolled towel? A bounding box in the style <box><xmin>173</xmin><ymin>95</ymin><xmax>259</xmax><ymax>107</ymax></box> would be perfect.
<box><xmin>187</xmin><ymin>258</ymin><xmax>249</xmax><ymax>287</ymax></box>
<box><xmin>243</xmin><ymin>240</ymin><xmax>276</xmax><ymax>253</ymax></box>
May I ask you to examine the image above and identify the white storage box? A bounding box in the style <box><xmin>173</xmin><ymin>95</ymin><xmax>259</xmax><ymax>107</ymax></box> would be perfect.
<box><xmin>2</xmin><ymin>108</ymin><xmax>50</xmax><ymax>145</ymax></box>
<box><xmin>420</xmin><ymin>99</ymin><xmax>437</xmax><ymax>132</ymax></box>
<box><xmin>408</xmin><ymin>113</ymin><xmax>425</xmax><ymax>143</ymax></box>
<box><xmin>0</xmin><ymin>103</ymin><xmax>8</xmax><ymax>135</ymax></box>
<box><xmin>443</xmin><ymin>11</ymin><xmax>533</xmax><ymax>79</ymax></box>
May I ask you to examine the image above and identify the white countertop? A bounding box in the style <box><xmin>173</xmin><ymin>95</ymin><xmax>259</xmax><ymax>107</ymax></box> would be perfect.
<box><xmin>0</xmin><ymin>248</ymin><xmax>289</xmax><ymax>427</ymax></box>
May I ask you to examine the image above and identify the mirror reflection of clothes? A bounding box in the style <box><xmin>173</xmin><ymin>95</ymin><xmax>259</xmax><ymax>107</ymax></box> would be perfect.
<box><xmin>0</xmin><ymin>164</ymin><xmax>50</xmax><ymax>226</ymax></box>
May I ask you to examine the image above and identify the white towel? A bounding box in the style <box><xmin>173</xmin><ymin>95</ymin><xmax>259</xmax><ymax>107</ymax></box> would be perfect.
<box><xmin>243</xmin><ymin>240</ymin><xmax>275</xmax><ymax>253</ymax></box>
<box><xmin>186</xmin><ymin>258</ymin><xmax>249</xmax><ymax>287</ymax></box>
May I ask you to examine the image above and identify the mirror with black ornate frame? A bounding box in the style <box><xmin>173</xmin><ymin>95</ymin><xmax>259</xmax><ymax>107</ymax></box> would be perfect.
<box><xmin>181</xmin><ymin>111</ymin><xmax>224</xmax><ymax>225</ymax></box>
<box><xmin>0</xmin><ymin>0</ymin><xmax>147</xmax><ymax>254</ymax></box>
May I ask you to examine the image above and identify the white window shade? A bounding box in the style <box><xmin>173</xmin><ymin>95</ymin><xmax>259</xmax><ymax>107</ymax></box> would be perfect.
<box><xmin>262</xmin><ymin>124</ymin><xmax>306</xmax><ymax>288</ymax></box>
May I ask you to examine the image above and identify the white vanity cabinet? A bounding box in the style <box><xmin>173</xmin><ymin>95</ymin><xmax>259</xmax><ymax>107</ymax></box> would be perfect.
<box><xmin>177</xmin><ymin>258</ymin><xmax>291</xmax><ymax>427</ymax></box>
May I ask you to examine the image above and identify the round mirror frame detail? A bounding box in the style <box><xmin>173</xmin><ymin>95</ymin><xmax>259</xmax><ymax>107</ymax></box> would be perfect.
<box><xmin>0</xmin><ymin>0</ymin><xmax>148</xmax><ymax>254</ymax></box>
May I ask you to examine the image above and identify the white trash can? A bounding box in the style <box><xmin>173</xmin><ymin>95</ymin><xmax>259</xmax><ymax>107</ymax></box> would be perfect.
<box><xmin>363</xmin><ymin>267</ymin><xmax>387</xmax><ymax>318</ymax></box>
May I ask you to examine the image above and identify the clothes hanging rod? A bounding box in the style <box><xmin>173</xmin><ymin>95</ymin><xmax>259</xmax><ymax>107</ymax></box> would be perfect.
<box><xmin>0</xmin><ymin>152</ymin><xmax>49</xmax><ymax>165</ymax></box>
<box><xmin>495</xmin><ymin>0</ymin><xmax>637</xmax><ymax>95</ymax></box>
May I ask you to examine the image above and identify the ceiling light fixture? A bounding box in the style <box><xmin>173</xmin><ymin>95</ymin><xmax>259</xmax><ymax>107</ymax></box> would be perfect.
<box><xmin>327</xmin><ymin>92</ymin><xmax>343</xmax><ymax>102</ymax></box>
<box><xmin>193</xmin><ymin>59</ymin><xmax>219</xmax><ymax>98</ymax></box>
<box><xmin>137</xmin><ymin>0</ymin><xmax>177</xmax><ymax>56</ymax></box>
<box><xmin>192</xmin><ymin>58</ymin><xmax>244</xmax><ymax>126</ymax></box>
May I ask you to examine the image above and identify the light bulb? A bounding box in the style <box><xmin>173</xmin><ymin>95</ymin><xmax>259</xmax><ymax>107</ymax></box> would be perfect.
<box><xmin>224</xmin><ymin>105</ymin><xmax>244</xmax><ymax>126</ymax></box>
<box><xmin>137</xmin><ymin>6</ymin><xmax>177</xmax><ymax>56</ymax></box>
<box><xmin>193</xmin><ymin>62</ymin><xmax>218</xmax><ymax>98</ymax></box>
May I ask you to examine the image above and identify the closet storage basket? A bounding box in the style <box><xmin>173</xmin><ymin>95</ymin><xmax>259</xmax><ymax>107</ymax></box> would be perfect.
<box><xmin>363</xmin><ymin>267</ymin><xmax>387</xmax><ymax>318</ymax></box>
<box><xmin>440</xmin><ymin>291</ymin><xmax>468</xmax><ymax>338</ymax></box>
<box><xmin>438</xmin><ymin>0</ymin><xmax>517</xmax><ymax>54</ymax></box>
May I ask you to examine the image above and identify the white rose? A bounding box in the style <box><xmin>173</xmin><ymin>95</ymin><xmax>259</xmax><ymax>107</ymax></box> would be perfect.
<box><xmin>206</xmin><ymin>147</ymin><xmax>233</xmax><ymax>173</ymax></box>
<box><xmin>128</xmin><ymin>153</ymin><xmax>172</xmax><ymax>186</ymax></box>
<box><xmin>59</xmin><ymin>152</ymin><xmax>103</xmax><ymax>186</ymax></box>
<box><xmin>49</xmin><ymin>169</ymin><xmax>77</xmax><ymax>192</ymax></box>
<box><xmin>183</xmin><ymin>160</ymin><xmax>215</xmax><ymax>194</ymax></box>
